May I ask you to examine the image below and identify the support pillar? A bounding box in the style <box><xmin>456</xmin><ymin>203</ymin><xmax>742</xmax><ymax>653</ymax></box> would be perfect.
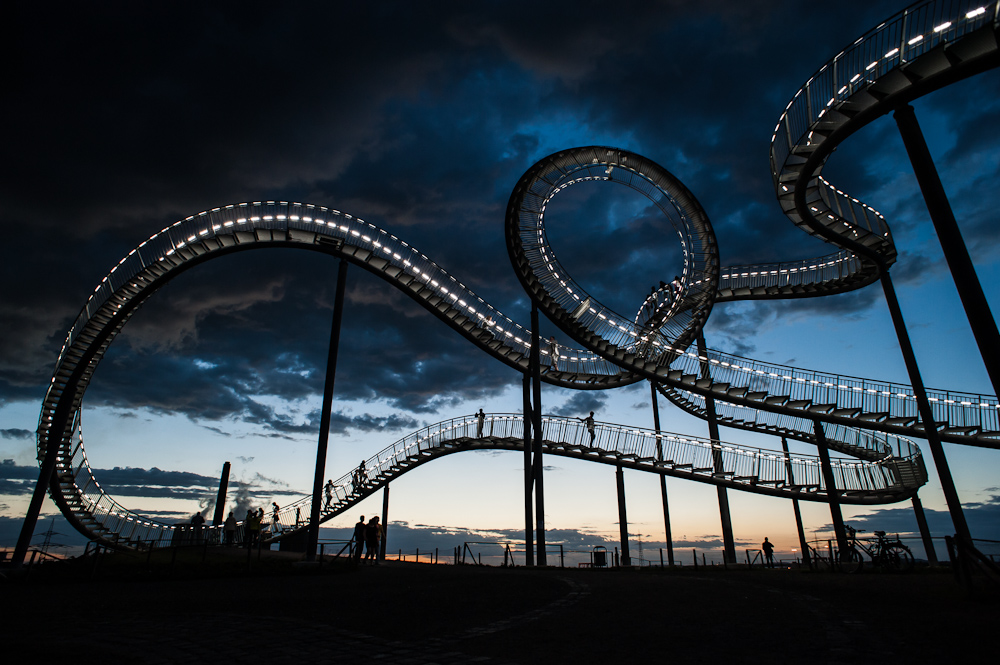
<box><xmin>380</xmin><ymin>483</ymin><xmax>389</xmax><ymax>561</ymax></box>
<box><xmin>522</xmin><ymin>373</ymin><xmax>534</xmax><ymax>567</ymax></box>
<box><xmin>813</xmin><ymin>419</ymin><xmax>848</xmax><ymax>556</ymax></box>
<box><xmin>616</xmin><ymin>465</ymin><xmax>630</xmax><ymax>566</ymax></box>
<box><xmin>650</xmin><ymin>382</ymin><xmax>674</xmax><ymax>565</ymax></box>
<box><xmin>530</xmin><ymin>305</ymin><xmax>546</xmax><ymax>565</ymax></box>
<box><xmin>912</xmin><ymin>494</ymin><xmax>938</xmax><ymax>565</ymax></box>
<box><xmin>781</xmin><ymin>438</ymin><xmax>810</xmax><ymax>567</ymax></box>
<box><xmin>13</xmin><ymin>431</ymin><xmax>64</xmax><ymax>566</ymax></box>
<box><xmin>880</xmin><ymin>271</ymin><xmax>972</xmax><ymax>543</ymax></box>
<box><xmin>307</xmin><ymin>258</ymin><xmax>349</xmax><ymax>562</ymax></box>
<box><xmin>212</xmin><ymin>461</ymin><xmax>231</xmax><ymax>526</ymax></box>
<box><xmin>697</xmin><ymin>335</ymin><xmax>736</xmax><ymax>564</ymax></box>
<box><xmin>894</xmin><ymin>104</ymin><xmax>1000</xmax><ymax>398</ymax></box>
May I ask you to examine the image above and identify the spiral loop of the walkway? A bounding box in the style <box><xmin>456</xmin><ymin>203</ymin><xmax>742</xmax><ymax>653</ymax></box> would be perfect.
<box><xmin>35</xmin><ymin>1</ymin><xmax>1000</xmax><ymax>549</ymax></box>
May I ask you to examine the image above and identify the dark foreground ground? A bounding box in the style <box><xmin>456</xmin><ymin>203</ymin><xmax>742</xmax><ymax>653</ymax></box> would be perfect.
<box><xmin>3</xmin><ymin>549</ymin><xmax>998</xmax><ymax>664</ymax></box>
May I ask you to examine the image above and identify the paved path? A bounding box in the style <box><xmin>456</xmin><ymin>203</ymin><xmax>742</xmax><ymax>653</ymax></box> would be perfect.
<box><xmin>4</xmin><ymin>556</ymin><xmax>997</xmax><ymax>663</ymax></box>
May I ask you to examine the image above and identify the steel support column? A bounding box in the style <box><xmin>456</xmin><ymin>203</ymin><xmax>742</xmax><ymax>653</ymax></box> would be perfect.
<box><xmin>697</xmin><ymin>335</ymin><xmax>736</xmax><ymax>564</ymax></box>
<box><xmin>522</xmin><ymin>372</ymin><xmax>534</xmax><ymax>567</ymax></box>
<box><xmin>13</xmin><ymin>430</ymin><xmax>64</xmax><ymax>566</ymax></box>
<box><xmin>894</xmin><ymin>104</ymin><xmax>1000</xmax><ymax>398</ymax></box>
<box><xmin>880</xmin><ymin>271</ymin><xmax>972</xmax><ymax>543</ymax></box>
<box><xmin>530</xmin><ymin>305</ymin><xmax>546</xmax><ymax>565</ymax></box>
<box><xmin>212</xmin><ymin>461</ymin><xmax>231</xmax><ymax>526</ymax></box>
<box><xmin>650</xmin><ymin>382</ymin><xmax>674</xmax><ymax>565</ymax></box>
<box><xmin>307</xmin><ymin>258</ymin><xmax>349</xmax><ymax>561</ymax></box>
<box><xmin>911</xmin><ymin>494</ymin><xmax>938</xmax><ymax>565</ymax></box>
<box><xmin>781</xmin><ymin>438</ymin><xmax>810</xmax><ymax>568</ymax></box>
<box><xmin>813</xmin><ymin>419</ymin><xmax>848</xmax><ymax>556</ymax></box>
<box><xmin>380</xmin><ymin>483</ymin><xmax>389</xmax><ymax>561</ymax></box>
<box><xmin>616</xmin><ymin>465</ymin><xmax>630</xmax><ymax>566</ymax></box>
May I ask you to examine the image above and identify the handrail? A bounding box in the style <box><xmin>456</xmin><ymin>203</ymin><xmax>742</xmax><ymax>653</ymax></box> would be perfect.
<box><xmin>32</xmin><ymin>2</ymin><xmax>1000</xmax><ymax>553</ymax></box>
<box><xmin>770</xmin><ymin>0</ymin><xmax>1000</xmax><ymax>270</ymax></box>
<box><xmin>255</xmin><ymin>412</ymin><xmax>922</xmax><ymax>545</ymax></box>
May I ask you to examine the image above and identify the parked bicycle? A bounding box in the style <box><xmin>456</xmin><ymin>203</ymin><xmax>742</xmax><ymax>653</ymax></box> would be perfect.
<box><xmin>838</xmin><ymin>525</ymin><xmax>914</xmax><ymax>573</ymax></box>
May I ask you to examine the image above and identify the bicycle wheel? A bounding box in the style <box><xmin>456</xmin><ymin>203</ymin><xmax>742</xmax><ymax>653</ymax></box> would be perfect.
<box><xmin>838</xmin><ymin>547</ymin><xmax>863</xmax><ymax>574</ymax></box>
<box><xmin>885</xmin><ymin>543</ymin><xmax>914</xmax><ymax>572</ymax></box>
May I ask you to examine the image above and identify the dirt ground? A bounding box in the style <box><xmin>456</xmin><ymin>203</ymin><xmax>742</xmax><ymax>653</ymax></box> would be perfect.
<box><xmin>3</xmin><ymin>550</ymin><xmax>997</xmax><ymax>664</ymax></box>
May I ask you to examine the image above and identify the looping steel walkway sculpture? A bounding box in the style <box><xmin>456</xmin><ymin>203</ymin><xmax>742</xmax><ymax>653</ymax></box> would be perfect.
<box><xmin>28</xmin><ymin>0</ymin><xmax>1000</xmax><ymax>551</ymax></box>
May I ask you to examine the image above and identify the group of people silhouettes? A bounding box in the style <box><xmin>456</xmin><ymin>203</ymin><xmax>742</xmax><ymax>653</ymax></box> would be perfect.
<box><xmin>353</xmin><ymin>514</ymin><xmax>383</xmax><ymax>564</ymax></box>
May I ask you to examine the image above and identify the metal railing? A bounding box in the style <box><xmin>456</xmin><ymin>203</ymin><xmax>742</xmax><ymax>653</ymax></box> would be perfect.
<box><xmin>717</xmin><ymin>250</ymin><xmax>864</xmax><ymax>298</ymax></box>
<box><xmin>770</xmin><ymin>1</ymin><xmax>999</xmax><ymax>255</ymax></box>
<box><xmin>774</xmin><ymin>0</ymin><xmax>998</xmax><ymax>173</ymax></box>
<box><xmin>52</xmin><ymin>411</ymin><xmax>925</xmax><ymax>552</ymax></box>
<box><xmin>665</xmin><ymin>344</ymin><xmax>1000</xmax><ymax>435</ymax></box>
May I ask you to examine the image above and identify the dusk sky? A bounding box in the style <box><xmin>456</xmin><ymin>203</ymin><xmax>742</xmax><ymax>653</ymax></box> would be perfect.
<box><xmin>3</xmin><ymin>1</ymin><xmax>999</xmax><ymax>562</ymax></box>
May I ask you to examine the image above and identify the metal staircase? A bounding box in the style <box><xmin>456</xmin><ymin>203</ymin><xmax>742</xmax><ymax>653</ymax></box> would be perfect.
<box><xmin>33</xmin><ymin>1</ymin><xmax>999</xmax><ymax>550</ymax></box>
<box><xmin>259</xmin><ymin>413</ymin><xmax>925</xmax><ymax>546</ymax></box>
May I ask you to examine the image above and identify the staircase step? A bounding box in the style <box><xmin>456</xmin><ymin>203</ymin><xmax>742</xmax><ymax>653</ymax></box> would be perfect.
<box><xmin>786</xmin><ymin>399</ymin><xmax>812</xmax><ymax>409</ymax></box>
<box><xmin>832</xmin><ymin>407</ymin><xmax>861</xmax><ymax>417</ymax></box>
<box><xmin>807</xmin><ymin>403</ymin><xmax>836</xmax><ymax>413</ymax></box>
<box><xmin>940</xmin><ymin>425</ymin><xmax>980</xmax><ymax>435</ymax></box>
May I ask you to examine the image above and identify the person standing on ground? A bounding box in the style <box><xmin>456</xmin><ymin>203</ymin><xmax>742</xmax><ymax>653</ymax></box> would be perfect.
<box><xmin>248</xmin><ymin>509</ymin><xmax>261</xmax><ymax>548</ymax></box>
<box><xmin>353</xmin><ymin>515</ymin><xmax>366</xmax><ymax>562</ymax></box>
<box><xmin>365</xmin><ymin>516</ymin><xmax>381</xmax><ymax>565</ymax></box>
<box><xmin>762</xmin><ymin>537</ymin><xmax>775</xmax><ymax>568</ymax></box>
<box><xmin>224</xmin><ymin>511</ymin><xmax>237</xmax><ymax>546</ymax></box>
<box><xmin>191</xmin><ymin>512</ymin><xmax>205</xmax><ymax>543</ymax></box>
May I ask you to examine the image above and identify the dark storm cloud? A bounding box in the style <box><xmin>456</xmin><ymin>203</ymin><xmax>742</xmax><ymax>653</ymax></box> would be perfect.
<box><xmin>842</xmin><ymin>494</ymin><xmax>1000</xmax><ymax>539</ymax></box>
<box><xmin>550</xmin><ymin>392</ymin><xmax>609</xmax><ymax>418</ymax></box>
<box><xmin>0</xmin><ymin>459</ymin><xmax>37</xmax><ymax>494</ymax></box>
<box><xmin>4</xmin><ymin>0</ymin><xmax>997</xmax><ymax>435</ymax></box>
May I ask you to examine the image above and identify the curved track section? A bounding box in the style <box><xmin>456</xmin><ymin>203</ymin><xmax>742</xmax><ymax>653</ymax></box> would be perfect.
<box><xmin>772</xmin><ymin>0</ymin><xmax>999</xmax><ymax>270</ymax></box>
<box><xmin>257</xmin><ymin>414</ymin><xmax>924</xmax><ymax>548</ymax></box>
<box><xmin>37</xmin><ymin>1</ymin><xmax>999</xmax><ymax>549</ymax></box>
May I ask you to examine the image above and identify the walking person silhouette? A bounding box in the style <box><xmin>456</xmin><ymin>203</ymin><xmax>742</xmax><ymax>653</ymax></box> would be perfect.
<box><xmin>579</xmin><ymin>411</ymin><xmax>596</xmax><ymax>445</ymax></box>
<box><xmin>324</xmin><ymin>479</ymin><xmax>334</xmax><ymax>511</ymax></box>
